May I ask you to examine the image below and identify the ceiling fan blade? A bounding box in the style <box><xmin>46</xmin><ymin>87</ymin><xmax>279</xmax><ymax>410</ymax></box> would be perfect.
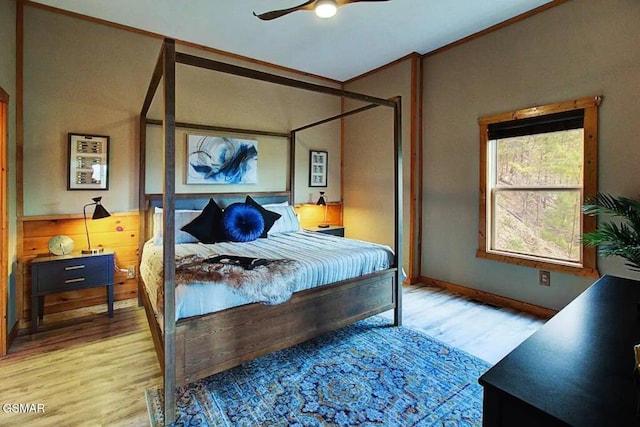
<box><xmin>339</xmin><ymin>0</ymin><xmax>390</xmax><ymax>4</ymax></box>
<box><xmin>253</xmin><ymin>0</ymin><xmax>317</xmax><ymax>21</ymax></box>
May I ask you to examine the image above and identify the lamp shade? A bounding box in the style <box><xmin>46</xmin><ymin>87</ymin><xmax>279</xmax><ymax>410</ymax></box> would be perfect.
<box><xmin>92</xmin><ymin>203</ymin><xmax>111</xmax><ymax>220</ymax></box>
<box><xmin>82</xmin><ymin>196</ymin><xmax>111</xmax><ymax>254</ymax></box>
<box><xmin>88</xmin><ymin>196</ymin><xmax>111</xmax><ymax>219</ymax></box>
<box><xmin>316</xmin><ymin>192</ymin><xmax>329</xmax><ymax>228</ymax></box>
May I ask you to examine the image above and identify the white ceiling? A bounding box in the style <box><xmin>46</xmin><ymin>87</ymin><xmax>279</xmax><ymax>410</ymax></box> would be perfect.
<box><xmin>30</xmin><ymin>0</ymin><xmax>552</xmax><ymax>81</ymax></box>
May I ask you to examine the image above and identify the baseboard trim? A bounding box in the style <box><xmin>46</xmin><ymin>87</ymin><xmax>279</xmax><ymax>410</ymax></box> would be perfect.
<box><xmin>418</xmin><ymin>276</ymin><xmax>557</xmax><ymax>319</ymax></box>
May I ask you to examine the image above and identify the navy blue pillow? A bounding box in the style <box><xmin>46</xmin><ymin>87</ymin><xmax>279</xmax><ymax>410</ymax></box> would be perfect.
<box><xmin>222</xmin><ymin>203</ymin><xmax>265</xmax><ymax>242</ymax></box>
<box><xmin>245</xmin><ymin>195</ymin><xmax>281</xmax><ymax>238</ymax></box>
<box><xmin>181</xmin><ymin>198</ymin><xmax>226</xmax><ymax>243</ymax></box>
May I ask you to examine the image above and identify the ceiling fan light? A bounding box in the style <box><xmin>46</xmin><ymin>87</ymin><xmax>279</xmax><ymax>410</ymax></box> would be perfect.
<box><xmin>315</xmin><ymin>0</ymin><xmax>338</xmax><ymax>18</ymax></box>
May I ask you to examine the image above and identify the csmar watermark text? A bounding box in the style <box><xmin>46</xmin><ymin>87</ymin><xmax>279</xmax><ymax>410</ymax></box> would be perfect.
<box><xmin>2</xmin><ymin>403</ymin><xmax>45</xmax><ymax>414</ymax></box>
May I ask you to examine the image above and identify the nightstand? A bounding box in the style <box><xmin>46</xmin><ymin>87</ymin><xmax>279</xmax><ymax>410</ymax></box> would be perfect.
<box><xmin>305</xmin><ymin>225</ymin><xmax>345</xmax><ymax>237</ymax></box>
<box><xmin>31</xmin><ymin>250</ymin><xmax>115</xmax><ymax>333</ymax></box>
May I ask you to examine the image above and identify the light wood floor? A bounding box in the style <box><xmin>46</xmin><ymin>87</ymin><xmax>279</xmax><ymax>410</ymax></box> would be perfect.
<box><xmin>0</xmin><ymin>301</ymin><xmax>162</xmax><ymax>427</ymax></box>
<box><xmin>0</xmin><ymin>284</ymin><xmax>547</xmax><ymax>426</ymax></box>
<box><xmin>380</xmin><ymin>284</ymin><xmax>547</xmax><ymax>364</ymax></box>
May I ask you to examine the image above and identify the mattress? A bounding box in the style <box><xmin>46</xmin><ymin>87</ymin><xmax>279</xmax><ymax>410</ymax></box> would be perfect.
<box><xmin>140</xmin><ymin>230</ymin><xmax>394</xmax><ymax>321</ymax></box>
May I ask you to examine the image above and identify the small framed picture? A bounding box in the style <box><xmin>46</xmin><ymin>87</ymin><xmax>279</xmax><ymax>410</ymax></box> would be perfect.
<box><xmin>67</xmin><ymin>133</ymin><xmax>109</xmax><ymax>190</ymax></box>
<box><xmin>309</xmin><ymin>150</ymin><xmax>327</xmax><ymax>187</ymax></box>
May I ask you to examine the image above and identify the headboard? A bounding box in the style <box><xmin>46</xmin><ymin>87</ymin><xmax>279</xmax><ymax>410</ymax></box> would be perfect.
<box><xmin>143</xmin><ymin>191</ymin><xmax>291</xmax><ymax>241</ymax></box>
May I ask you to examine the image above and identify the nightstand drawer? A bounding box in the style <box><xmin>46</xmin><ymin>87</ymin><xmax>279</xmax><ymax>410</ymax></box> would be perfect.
<box><xmin>33</xmin><ymin>255</ymin><xmax>113</xmax><ymax>293</ymax></box>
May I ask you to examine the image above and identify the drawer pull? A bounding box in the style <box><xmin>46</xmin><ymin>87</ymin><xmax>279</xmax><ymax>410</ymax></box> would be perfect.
<box><xmin>65</xmin><ymin>265</ymin><xmax>85</xmax><ymax>271</ymax></box>
<box><xmin>65</xmin><ymin>278</ymin><xmax>86</xmax><ymax>284</ymax></box>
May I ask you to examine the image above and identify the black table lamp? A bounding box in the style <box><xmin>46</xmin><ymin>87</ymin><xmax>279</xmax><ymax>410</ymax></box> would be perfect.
<box><xmin>83</xmin><ymin>196</ymin><xmax>111</xmax><ymax>254</ymax></box>
<box><xmin>316</xmin><ymin>192</ymin><xmax>329</xmax><ymax>228</ymax></box>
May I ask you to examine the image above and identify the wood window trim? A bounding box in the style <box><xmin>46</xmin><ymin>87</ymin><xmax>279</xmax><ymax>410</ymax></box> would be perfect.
<box><xmin>477</xmin><ymin>96</ymin><xmax>602</xmax><ymax>278</ymax></box>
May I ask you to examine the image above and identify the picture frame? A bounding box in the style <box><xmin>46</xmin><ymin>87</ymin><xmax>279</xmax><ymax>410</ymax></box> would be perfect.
<box><xmin>309</xmin><ymin>150</ymin><xmax>328</xmax><ymax>187</ymax></box>
<box><xmin>186</xmin><ymin>134</ymin><xmax>258</xmax><ymax>184</ymax></box>
<box><xmin>67</xmin><ymin>133</ymin><xmax>109</xmax><ymax>190</ymax></box>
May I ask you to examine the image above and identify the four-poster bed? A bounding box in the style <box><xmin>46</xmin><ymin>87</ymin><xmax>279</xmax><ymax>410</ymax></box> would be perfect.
<box><xmin>138</xmin><ymin>38</ymin><xmax>403</xmax><ymax>423</ymax></box>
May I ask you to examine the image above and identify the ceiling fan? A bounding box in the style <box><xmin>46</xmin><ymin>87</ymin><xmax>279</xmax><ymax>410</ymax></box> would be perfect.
<box><xmin>253</xmin><ymin>0</ymin><xmax>390</xmax><ymax>21</ymax></box>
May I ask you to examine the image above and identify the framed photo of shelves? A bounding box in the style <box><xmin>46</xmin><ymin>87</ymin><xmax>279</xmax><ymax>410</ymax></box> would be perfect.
<box><xmin>67</xmin><ymin>133</ymin><xmax>109</xmax><ymax>190</ymax></box>
<box><xmin>309</xmin><ymin>150</ymin><xmax>327</xmax><ymax>187</ymax></box>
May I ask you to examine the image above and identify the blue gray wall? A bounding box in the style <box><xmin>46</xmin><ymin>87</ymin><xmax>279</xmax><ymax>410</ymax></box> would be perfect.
<box><xmin>421</xmin><ymin>0</ymin><xmax>640</xmax><ymax>310</ymax></box>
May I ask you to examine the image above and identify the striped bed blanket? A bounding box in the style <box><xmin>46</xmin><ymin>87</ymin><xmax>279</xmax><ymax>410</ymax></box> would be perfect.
<box><xmin>141</xmin><ymin>230</ymin><xmax>394</xmax><ymax>321</ymax></box>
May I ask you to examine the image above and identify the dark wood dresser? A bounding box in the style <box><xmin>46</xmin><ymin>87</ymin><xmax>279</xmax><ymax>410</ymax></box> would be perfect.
<box><xmin>479</xmin><ymin>275</ymin><xmax>640</xmax><ymax>426</ymax></box>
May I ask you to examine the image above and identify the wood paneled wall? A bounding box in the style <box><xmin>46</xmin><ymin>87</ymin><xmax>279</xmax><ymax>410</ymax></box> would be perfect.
<box><xmin>294</xmin><ymin>203</ymin><xmax>342</xmax><ymax>229</ymax></box>
<box><xmin>19</xmin><ymin>212</ymin><xmax>139</xmax><ymax>327</ymax></box>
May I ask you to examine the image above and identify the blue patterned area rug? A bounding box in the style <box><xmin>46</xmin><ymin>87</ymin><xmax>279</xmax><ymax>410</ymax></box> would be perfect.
<box><xmin>146</xmin><ymin>317</ymin><xmax>490</xmax><ymax>426</ymax></box>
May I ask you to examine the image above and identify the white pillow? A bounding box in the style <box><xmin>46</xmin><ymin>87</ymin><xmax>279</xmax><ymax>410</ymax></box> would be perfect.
<box><xmin>154</xmin><ymin>207</ymin><xmax>203</xmax><ymax>213</ymax></box>
<box><xmin>262</xmin><ymin>201</ymin><xmax>289</xmax><ymax>207</ymax></box>
<box><xmin>266</xmin><ymin>205</ymin><xmax>301</xmax><ymax>235</ymax></box>
<box><xmin>152</xmin><ymin>208</ymin><xmax>202</xmax><ymax>245</ymax></box>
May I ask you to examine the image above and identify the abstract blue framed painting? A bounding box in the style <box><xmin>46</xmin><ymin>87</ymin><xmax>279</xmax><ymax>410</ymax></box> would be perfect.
<box><xmin>186</xmin><ymin>134</ymin><xmax>258</xmax><ymax>184</ymax></box>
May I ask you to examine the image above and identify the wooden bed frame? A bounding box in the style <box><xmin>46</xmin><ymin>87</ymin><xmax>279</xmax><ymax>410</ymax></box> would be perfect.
<box><xmin>142</xmin><ymin>270</ymin><xmax>396</xmax><ymax>384</ymax></box>
<box><xmin>141</xmin><ymin>192</ymin><xmax>398</xmax><ymax>385</ymax></box>
<box><xmin>139</xmin><ymin>38</ymin><xmax>402</xmax><ymax>422</ymax></box>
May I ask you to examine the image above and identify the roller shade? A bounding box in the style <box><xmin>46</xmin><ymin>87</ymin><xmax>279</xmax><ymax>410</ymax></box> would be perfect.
<box><xmin>488</xmin><ymin>109</ymin><xmax>584</xmax><ymax>140</ymax></box>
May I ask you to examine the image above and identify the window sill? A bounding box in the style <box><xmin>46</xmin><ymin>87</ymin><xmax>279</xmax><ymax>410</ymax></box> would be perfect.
<box><xmin>476</xmin><ymin>249</ymin><xmax>600</xmax><ymax>278</ymax></box>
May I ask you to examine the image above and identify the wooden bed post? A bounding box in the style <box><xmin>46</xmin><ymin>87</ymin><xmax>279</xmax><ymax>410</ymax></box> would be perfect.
<box><xmin>138</xmin><ymin>37</ymin><xmax>404</xmax><ymax>422</ymax></box>
<box><xmin>393</xmin><ymin>97</ymin><xmax>403</xmax><ymax>326</ymax></box>
<box><xmin>162</xmin><ymin>38</ymin><xmax>178</xmax><ymax>425</ymax></box>
<box><xmin>139</xmin><ymin>42</ymin><xmax>166</xmax><ymax>306</ymax></box>
<box><xmin>138</xmin><ymin>111</ymin><xmax>146</xmax><ymax>229</ymax></box>
<box><xmin>289</xmin><ymin>98</ymin><xmax>403</xmax><ymax>326</ymax></box>
<box><xmin>289</xmin><ymin>132</ymin><xmax>296</xmax><ymax>202</ymax></box>
<box><xmin>137</xmin><ymin>114</ymin><xmax>146</xmax><ymax>307</ymax></box>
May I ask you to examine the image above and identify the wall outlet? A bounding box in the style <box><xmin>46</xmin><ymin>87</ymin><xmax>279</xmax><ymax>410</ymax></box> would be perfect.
<box><xmin>539</xmin><ymin>270</ymin><xmax>551</xmax><ymax>286</ymax></box>
<box><xmin>126</xmin><ymin>266</ymin><xmax>136</xmax><ymax>279</ymax></box>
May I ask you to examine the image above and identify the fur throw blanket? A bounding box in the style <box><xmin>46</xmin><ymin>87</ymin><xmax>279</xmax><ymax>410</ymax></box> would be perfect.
<box><xmin>157</xmin><ymin>254</ymin><xmax>302</xmax><ymax>310</ymax></box>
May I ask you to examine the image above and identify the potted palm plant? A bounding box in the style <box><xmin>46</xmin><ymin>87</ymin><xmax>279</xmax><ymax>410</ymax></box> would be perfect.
<box><xmin>582</xmin><ymin>193</ymin><xmax>640</xmax><ymax>272</ymax></box>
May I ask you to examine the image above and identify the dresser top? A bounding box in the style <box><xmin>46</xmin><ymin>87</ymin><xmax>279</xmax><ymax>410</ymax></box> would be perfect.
<box><xmin>32</xmin><ymin>249</ymin><xmax>114</xmax><ymax>264</ymax></box>
<box><xmin>479</xmin><ymin>274</ymin><xmax>640</xmax><ymax>425</ymax></box>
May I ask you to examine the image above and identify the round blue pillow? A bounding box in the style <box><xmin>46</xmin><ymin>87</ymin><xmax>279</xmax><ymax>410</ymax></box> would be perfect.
<box><xmin>222</xmin><ymin>203</ymin><xmax>265</xmax><ymax>242</ymax></box>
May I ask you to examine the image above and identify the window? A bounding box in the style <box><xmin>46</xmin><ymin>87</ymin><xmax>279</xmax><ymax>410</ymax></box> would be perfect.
<box><xmin>477</xmin><ymin>97</ymin><xmax>601</xmax><ymax>277</ymax></box>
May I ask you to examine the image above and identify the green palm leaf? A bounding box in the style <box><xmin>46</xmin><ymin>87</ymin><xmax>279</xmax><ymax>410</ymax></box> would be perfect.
<box><xmin>582</xmin><ymin>193</ymin><xmax>640</xmax><ymax>271</ymax></box>
<box><xmin>583</xmin><ymin>193</ymin><xmax>640</xmax><ymax>230</ymax></box>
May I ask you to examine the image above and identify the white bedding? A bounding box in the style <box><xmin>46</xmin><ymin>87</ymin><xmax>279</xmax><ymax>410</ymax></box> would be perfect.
<box><xmin>140</xmin><ymin>230</ymin><xmax>394</xmax><ymax>321</ymax></box>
